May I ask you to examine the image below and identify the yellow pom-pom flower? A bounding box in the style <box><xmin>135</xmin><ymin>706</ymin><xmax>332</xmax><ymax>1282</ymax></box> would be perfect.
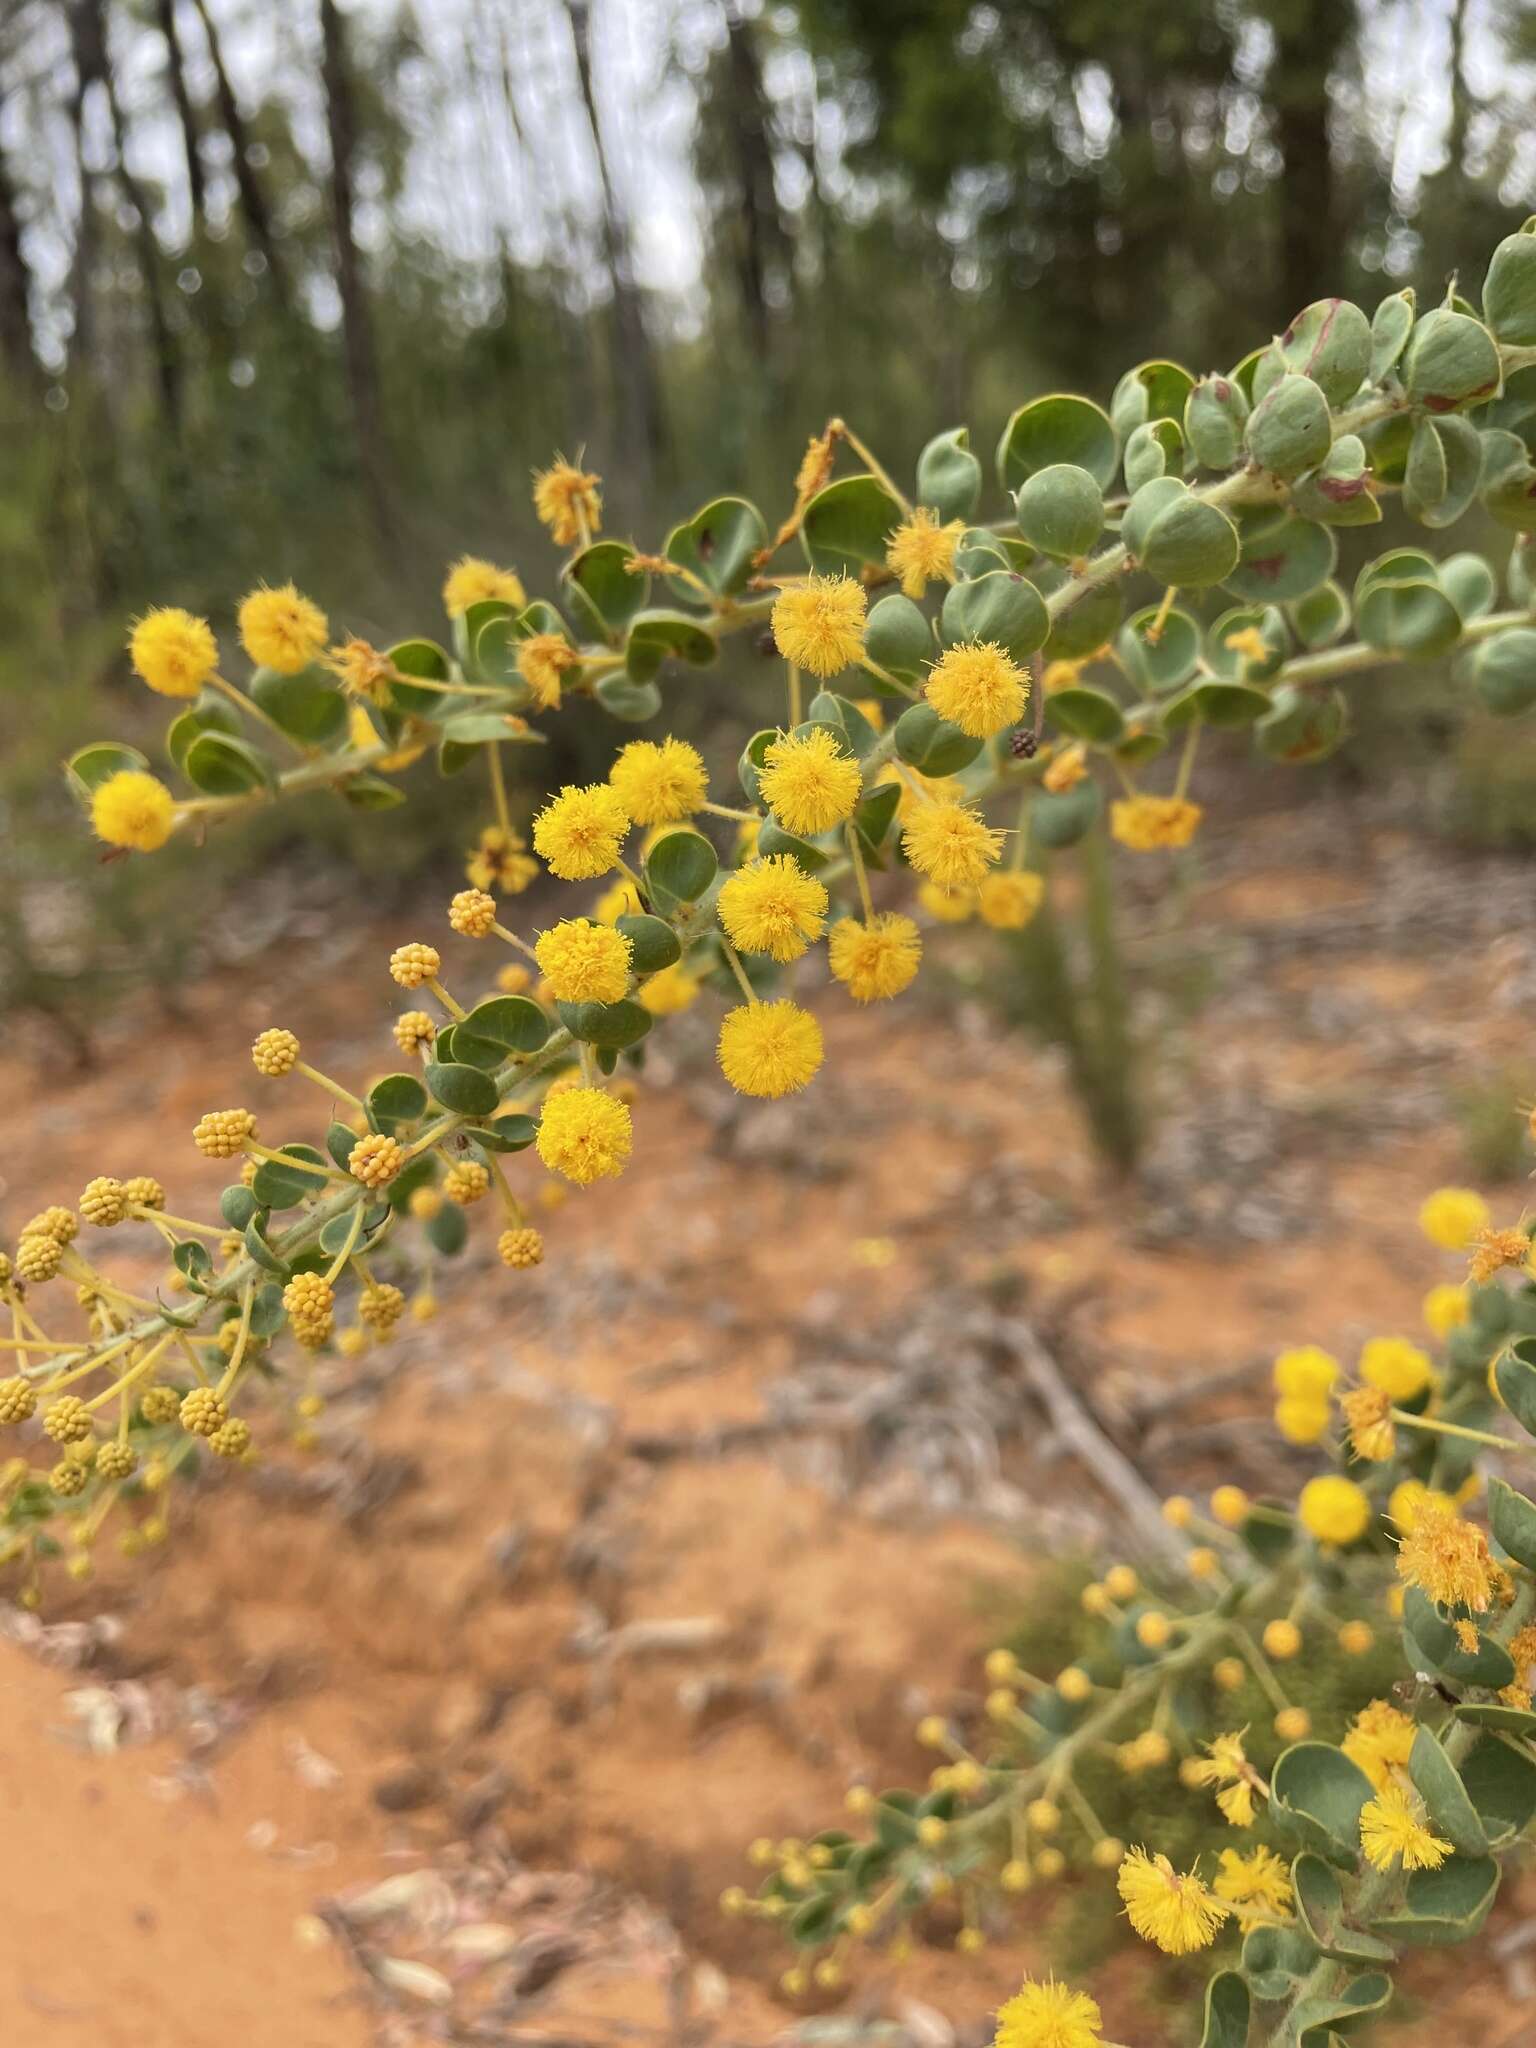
<box><xmin>1212</xmin><ymin>1846</ymin><xmax>1293</xmax><ymax>1930</ymax></box>
<box><xmin>976</xmin><ymin>871</ymin><xmax>1045</xmax><ymax>931</ymax></box>
<box><xmin>718</xmin><ymin>855</ymin><xmax>828</xmax><ymax>962</ymax></box>
<box><xmin>517</xmin><ymin>631</ymin><xmax>579</xmax><ymax>710</ymax></box>
<box><xmin>770</xmin><ymin>574</ymin><xmax>867</xmax><ymax>677</ymax></box>
<box><xmin>1388</xmin><ymin>1479</ymin><xmax>1454</xmax><ymax>1534</ymax></box>
<box><xmin>327</xmin><ymin>636</ymin><xmax>393</xmax><ymax>703</ymax></box>
<box><xmin>717</xmin><ymin>1000</ymin><xmax>824</xmax><ymax>1098</ymax></box>
<box><xmin>1274</xmin><ymin>1396</ymin><xmax>1331</xmax><ymax>1445</ymax></box>
<box><xmin>1342</xmin><ymin>1699</ymin><xmax>1416</xmax><ymax>1789</ymax></box>
<box><xmin>532</xmin><ymin>783</ymin><xmax>631</xmax><ymax>880</ymax></box>
<box><xmin>1396</xmin><ymin>1499</ymin><xmax>1494</xmax><ymax>1611</ymax></box>
<box><xmin>828</xmin><ymin>913</ymin><xmax>922</xmax><ymax>1001</ymax></box>
<box><xmin>1185</xmin><ymin>1731</ymin><xmax>1263</xmax><ymax>1828</ymax></box>
<box><xmin>1360</xmin><ymin>1784</ymin><xmax>1452</xmax><ymax>1873</ymax></box>
<box><xmin>1298</xmin><ymin>1474</ymin><xmax>1371</xmax><ymax>1547</ymax></box>
<box><xmin>533</xmin><ymin>458</ymin><xmax>602</xmax><ymax>546</ymax></box>
<box><xmin>1116</xmin><ymin>1848</ymin><xmax>1228</xmax><ymax>1955</ymax></box>
<box><xmin>638</xmin><ymin>961</ymin><xmax>701</xmax><ymax>1016</ymax></box>
<box><xmin>237</xmin><ymin>583</ymin><xmax>329</xmax><ymax>674</ymax></box>
<box><xmin>1273</xmin><ymin>1345</ymin><xmax>1339</xmax><ymax>1401</ymax></box>
<box><xmin>129</xmin><ymin>606</ymin><xmax>217</xmax><ymax>698</ymax></box>
<box><xmin>1423</xmin><ymin>1282</ymin><xmax>1469</xmax><ymax>1339</ymax></box>
<box><xmin>903</xmin><ymin>800</ymin><xmax>1003</xmax><ymax>892</ymax></box>
<box><xmin>533</xmin><ymin>918</ymin><xmax>633</xmax><ymax>1003</ymax></box>
<box><xmin>1210</xmin><ymin>1484</ymin><xmax>1249</xmax><ymax>1527</ymax></box>
<box><xmin>1341</xmin><ymin>1385</ymin><xmax>1395</xmax><ymax>1461</ymax></box>
<box><xmin>1359</xmin><ymin>1335</ymin><xmax>1435</xmax><ymax>1402</ymax></box>
<box><xmin>1419</xmin><ymin>1185</ymin><xmax>1490</xmax><ymax>1251</ymax></box>
<box><xmin>1043</xmin><ymin>743</ymin><xmax>1089</xmax><ymax>794</ymax></box>
<box><xmin>757</xmin><ymin>726</ymin><xmax>863</xmax><ymax>835</ymax></box>
<box><xmin>992</xmin><ymin>1976</ymin><xmax>1103</xmax><ymax>2048</ymax></box>
<box><xmin>442</xmin><ymin>555</ymin><xmax>525</xmax><ymax>616</ymax></box>
<box><xmin>467</xmin><ymin>824</ymin><xmax>538</xmax><ymax>895</ymax></box>
<box><xmin>534</xmin><ymin>1086</ymin><xmax>633</xmax><ymax>1185</ymax></box>
<box><xmin>1469</xmin><ymin>1223</ymin><xmax>1532</xmax><ymax>1283</ymax></box>
<box><xmin>886</xmin><ymin>508</ymin><xmax>965</xmax><ymax>601</ymax></box>
<box><xmin>1110</xmin><ymin>794</ymin><xmax>1203</xmax><ymax>851</ymax></box>
<box><xmin>91</xmin><ymin>770</ymin><xmax>176</xmax><ymax>852</ymax></box>
<box><xmin>924</xmin><ymin>641</ymin><xmax>1028</xmax><ymax>739</ymax></box>
<box><xmin>1271</xmin><ymin>1344</ymin><xmax>1339</xmax><ymax>1446</ymax></box>
<box><xmin>918</xmin><ymin>879</ymin><xmax>976</xmax><ymax>922</ymax></box>
<box><xmin>609</xmin><ymin>737</ymin><xmax>707</xmax><ymax>824</ymax></box>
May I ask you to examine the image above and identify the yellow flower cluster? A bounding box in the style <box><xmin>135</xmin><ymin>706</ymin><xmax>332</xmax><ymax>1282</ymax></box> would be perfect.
<box><xmin>1109</xmin><ymin>794</ymin><xmax>1203</xmax><ymax>851</ymax></box>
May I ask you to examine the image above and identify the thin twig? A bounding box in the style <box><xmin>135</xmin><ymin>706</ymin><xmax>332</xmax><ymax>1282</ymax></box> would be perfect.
<box><xmin>995</xmin><ymin>1318</ymin><xmax>1186</xmax><ymax>1565</ymax></box>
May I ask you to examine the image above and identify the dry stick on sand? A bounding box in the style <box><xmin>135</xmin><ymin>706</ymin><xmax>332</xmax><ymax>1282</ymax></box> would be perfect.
<box><xmin>996</xmin><ymin>1318</ymin><xmax>1186</xmax><ymax>1567</ymax></box>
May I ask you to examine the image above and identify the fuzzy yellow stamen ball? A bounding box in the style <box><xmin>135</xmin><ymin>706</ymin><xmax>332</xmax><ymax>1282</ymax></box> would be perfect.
<box><xmin>608</xmin><ymin>738</ymin><xmax>708</xmax><ymax>825</ymax></box>
<box><xmin>91</xmin><ymin>770</ymin><xmax>176</xmax><ymax>852</ymax></box>
<box><xmin>718</xmin><ymin>856</ymin><xmax>829</xmax><ymax>963</ymax></box>
<box><xmin>717</xmin><ymin>1000</ymin><xmax>824</xmax><ymax>1098</ymax></box>
<box><xmin>1110</xmin><ymin>794</ymin><xmax>1203</xmax><ymax>852</ymax></box>
<box><xmin>770</xmin><ymin>574</ymin><xmax>867</xmax><ymax>677</ymax></box>
<box><xmin>827</xmin><ymin>913</ymin><xmax>922</xmax><ymax>1002</ymax></box>
<box><xmin>532</xmin><ymin>458</ymin><xmax>602</xmax><ymax>547</ymax></box>
<box><xmin>237</xmin><ymin>583</ymin><xmax>329</xmax><ymax>674</ymax></box>
<box><xmin>517</xmin><ymin>631</ymin><xmax>579</xmax><ymax>710</ymax></box>
<box><xmin>535</xmin><ymin>1086</ymin><xmax>633</xmax><ymax>1185</ymax></box>
<box><xmin>1418</xmin><ymin>1185</ymin><xmax>1490</xmax><ymax>1251</ymax></box>
<box><xmin>532</xmin><ymin>783</ymin><xmax>631</xmax><ymax>881</ymax></box>
<box><xmin>129</xmin><ymin>606</ymin><xmax>217</xmax><ymax>698</ymax></box>
<box><xmin>903</xmin><ymin>800</ymin><xmax>1003</xmax><ymax>892</ymax></box>
<box><xmin>924</xmin><ymin>641</ymin><xmax>1029</xmax><ymax>739</ymax></box>
<box><xmin>757</xmin><ymin>726</ymin><xmax>862</xmax><ymax>836</ymax></box>
<box><xmin>1298</xmin><ymin>1474</ymin><xmax>1372</xmax><ymax>1547</ymax></box>
<box><xmin>1359</xmin><ymin>1335</ymin><xmax>1435</xmax><ymax>1402</ymax></box>
<box><xmin>639</xmin><ymin>961</ymin><xmax>701</xmax><ymax>1016</ymax></box>
<box><xmin>885</xmin><ymin>508</ymin><xmax>964</xmax><ymax>600</ymax></box>
<box><xmin>976</xmin><ymin>871</ymin><xmax>1045</xmax><ymax>931</ymax></box>
<box><xmin>534</xmin><ymin>918</ymin><xmax>633</xmax><ymax>1003</ymax></box>
<box><xmin>1116</xmin><ymin>1848</ymin><xmax>1229</xmax><ymax>1955</ymax></box>
<box><xmin>443</xmin><ymin>555</ymin><xmax>525</xmax><ymax>616</ymax></box>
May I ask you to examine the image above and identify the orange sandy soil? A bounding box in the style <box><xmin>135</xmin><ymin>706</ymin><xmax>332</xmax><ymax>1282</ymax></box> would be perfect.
<box><xmin>4</xmin><ymin>799</ymin><xmax>1536</xmax><ymax>2046</ymax></box>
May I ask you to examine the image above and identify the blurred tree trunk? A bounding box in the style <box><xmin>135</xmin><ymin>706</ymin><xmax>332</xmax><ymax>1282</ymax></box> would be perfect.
<box><xmin>91</xmin><ymin>2</ymin><xmax>183</xmax><ymax>428</ymax></box>
<box><xmin>564</xmin><ymin>0</ymin><xmax>665</xmax><ymax>479</ymax></box>
<box><xmin>491</xmin><ymin>1</ymin><xmax>594</xmax><ymax>433</ymax></box>
<box><xmin>1263</xmin><ymin>0</ymin><xmax>1352</xmax><ymax>327</ymax></box>
<box><xmin>186</xmin><ymin>0</ymin><xmax>292</xmax><ymax>316</ymax></box>
<box><xmin>154</xmin><ymin>0</ymin><xmax>206</xmax><ymax>237</ymax></box>
<box><xmin>62</xmin><ymin>0</ymin><xmax>99</xmax><ymax>376</ymax></box>
<box><xmin>0</xmin><ymin>131</ymin><xmax>36</xmax><ymax>386</ymax></box>
<box><xmin>318</xmin><ymin>0</ymin><xmax>399</xmax><ymax>554</ymax></box>
<box><xmin>721</xmin><ymin>6</ymin><xmax>788</xmax><ymax>358</ymax></box>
